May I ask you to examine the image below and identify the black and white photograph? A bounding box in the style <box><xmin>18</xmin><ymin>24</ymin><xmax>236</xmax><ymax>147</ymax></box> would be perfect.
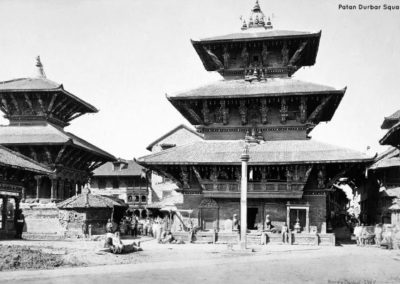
<box><xmin>0</xmin><ymin>0</ymin><xmax>399</xmax><ymax>283</ymax></box>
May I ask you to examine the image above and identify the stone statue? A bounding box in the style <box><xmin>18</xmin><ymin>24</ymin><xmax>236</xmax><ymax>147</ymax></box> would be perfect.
<box><xmin>232</xmin><ymin>214</ymin><xmax>240</xmax><ymax>231</ymax></box>
<box><xmin>265</xmin><ymin>214</ymin><xmax>273</xmax><ymax>231</ymax></box>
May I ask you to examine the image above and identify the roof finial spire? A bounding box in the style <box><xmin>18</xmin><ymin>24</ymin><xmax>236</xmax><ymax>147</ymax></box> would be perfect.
<box><xmin>241</xmin><ymin>0</ymin><xmax>273</xmax><ymax>31</ymax></box>
<box><xmin>36</xmin><ymin>56</ymin><xmax>46</xmax><ymax>78</ymax></box>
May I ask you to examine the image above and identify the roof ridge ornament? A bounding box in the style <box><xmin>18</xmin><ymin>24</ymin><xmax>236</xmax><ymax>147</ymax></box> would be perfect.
<box><xmin>241</xmin><ymin>0</ymin><xmax>273</xmax><ymax>31</ymax></box>
<box><xmin>36</xmin><ymin>56</ymin><xmax>46</xmax><ymax>78</ymax></box>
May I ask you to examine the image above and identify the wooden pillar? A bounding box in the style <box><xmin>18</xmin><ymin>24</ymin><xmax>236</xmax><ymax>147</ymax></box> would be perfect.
<box><xmin>50</xmin><ymin>178</ymin><xmax>57</xmax><ymax>201</ymax></box>
<box><xmin>306</xmin><ymin>207</ymin><xmax>310</xmax><ymax>233</ymax></box>
<box><xmin>240</xmin><ymin>144</ymin><xmax>250</xmax><ymax>250</ymax></box>
<box><xmin>21</xmin><ymin>187</ymin><xmax>26</xmax><ymax>202</ymax></box>
<box><xmin>286</xmin><ymin>203</ymin><xmax>290</xmax><ymax>230</ymax></box>
<box><xmin>1</xmin><ymin>197</ymin><xmax>7</xmax><ymax>231</ymax></box>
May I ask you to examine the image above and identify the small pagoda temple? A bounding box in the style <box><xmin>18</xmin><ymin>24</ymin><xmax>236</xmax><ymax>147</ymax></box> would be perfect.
<box><xmin>0</xmin><ymin>57</ymin><xmax>115</xmax><ymax>203</ymax></box>
<box><xmin>138</xmin><ymin>1</ymin><xmax>373</xmax><ymax>243</ymax></box>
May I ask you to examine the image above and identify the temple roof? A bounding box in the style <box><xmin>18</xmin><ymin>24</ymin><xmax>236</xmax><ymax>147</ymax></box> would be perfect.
<box><xmin>137</xmin><ymin>140</ymin><xmax>373</xmax><ymax>165</ymax></box>
<box><xmin>0</xmin><ymin>123</ymin><xmax>115</xmax><ymax>160</ymax></box>
<box><xmin>381</xmin><ymin>110</ymin><xmax>400</xmax><ymax>129</ymax></box>
<box><xmin>168</xmin><ymin>79</ymin><xmax>345</xmax><ymax>100</ymax></box>
<box><xmin>0</xmin><ymin>145</ymin><xmax>52</xmax><ymax>174</ymax></box>
<box><xmin>146</xmin><ymin>124</ymin><xmax>204</xmax><ymax>151</ymax></box>
<box><xmin>380</xmin><ymin>121</ymin><xmax>400</xmax><ymax>147</ymax></box>
<box><xmin>369</xmin><ymin>147</ymin><xmax>400</xmax><ymax>170</ymax></box>
<box><xmin>57</xmin><ymin>191</ymin><xmax>126</xmax><ymax>209</ymax></box>
<box><xmin>93</xmin><ymin>160</ymin><xmax>144</xmax><ymax>177</ymax></box>
<box><xmin>197</xmin><ymin>30</ymin><xmax>320</xmax><ymax>43</ymax></box>
<box><xmin>0</xmin><ymin>77</ymin><xmax>98</xmax><ymax>113</ymax></box>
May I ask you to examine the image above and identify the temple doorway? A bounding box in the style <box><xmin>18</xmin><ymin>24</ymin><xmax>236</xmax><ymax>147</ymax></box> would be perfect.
<box><xmin>247</xmin><ymin>207</ymin><xmax>258</xmax><ymax>229</ymax></box>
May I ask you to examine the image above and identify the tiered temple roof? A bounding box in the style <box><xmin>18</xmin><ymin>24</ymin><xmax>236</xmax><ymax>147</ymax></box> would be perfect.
<box><xmin>93</xmin><ymin>160</ymin><xmax>144</xmax><ymax>177</ymax></box>
<box><xmin>0</xmin><ymin>57</ymin><xmax>115</xmax><ymax>201</ymax></box>
<box><xmin>138</xmin><ymin>139</ymin><xmax>372</xmax><ymax>165</ymax></box>
<box><xmin>0</xmin><ymin>144</ymin><xmax>51</xmax><ymax>174</ymax></box>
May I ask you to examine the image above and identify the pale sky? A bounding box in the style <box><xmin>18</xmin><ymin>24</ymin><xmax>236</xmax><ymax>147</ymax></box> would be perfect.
<box><xmin>0</xmin><ymin>0</ymin><xmax>399</xmax><ymax>159</ymax></box>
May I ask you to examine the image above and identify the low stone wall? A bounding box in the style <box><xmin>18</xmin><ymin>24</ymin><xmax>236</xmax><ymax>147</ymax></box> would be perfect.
<box><xmin>21</xmin><ymin>204</ymin><xmax>64</xmax><ymax>237</ymax></box>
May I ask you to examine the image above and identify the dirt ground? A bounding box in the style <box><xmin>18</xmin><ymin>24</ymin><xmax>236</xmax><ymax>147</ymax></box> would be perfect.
<box><xmin>0</xmin><ymin>236</ymin><xmax>400</xmax><ymax>283</ymax></box>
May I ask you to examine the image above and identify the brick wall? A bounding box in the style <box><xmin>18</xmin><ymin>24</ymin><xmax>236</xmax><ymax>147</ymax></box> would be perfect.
<box><xmin>303</xmin><ymin>194</ymin><xmax>327</xmax><ymax>232</ymax></box>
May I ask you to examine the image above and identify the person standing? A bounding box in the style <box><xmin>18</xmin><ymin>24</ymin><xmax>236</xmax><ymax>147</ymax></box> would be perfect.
<box><xmin>14</xmin><ymin>209</ymin><xmax>25</xmax><ymax>239</ymax></box>
<box><xmin>131</xmin><ymin>215</ymin><xmax>138</xmax><ymax>238</ymax></box>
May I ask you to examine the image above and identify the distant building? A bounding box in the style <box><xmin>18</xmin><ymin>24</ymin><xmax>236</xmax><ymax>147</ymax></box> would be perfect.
<box><xmin>0</xmin><ymin>57</ymin><xmax>115</xmax><ymax>203</ymax></box>
<box><xmin>364</xmin><ymin>110</ymin><xmax>400</xmax><ymax>225</ymax></box>
<box><xmin>90</xmin><ymin>159</ymin><xmax>149</xmax><ymax>218</ymax></box>
<box><xmin>144</xmin><ymin>125</ymin><xmax>203</xmax><ymax>216</ymax></box>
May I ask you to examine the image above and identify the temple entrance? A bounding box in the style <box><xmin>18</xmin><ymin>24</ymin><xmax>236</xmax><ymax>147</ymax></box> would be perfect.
<box><xmin>247</xmin><ymin>207</ymin><xmax>258</xmax><ymax>229</ymax></box>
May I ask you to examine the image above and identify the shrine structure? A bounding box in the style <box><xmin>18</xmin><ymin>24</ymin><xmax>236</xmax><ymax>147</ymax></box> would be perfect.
<box><xmin>138</xmin><ymin>1</ymin><xmax>373</xmax><ymax>244</ymax></box>
<box><xmin>0</xmin><ymin>57</ymin><xmax>115</xmax><ymax>203</ymax></box>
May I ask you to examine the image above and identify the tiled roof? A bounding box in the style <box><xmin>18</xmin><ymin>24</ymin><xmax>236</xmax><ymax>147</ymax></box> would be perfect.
<box><xmin>0</xmin><ymin>77</ymin><xmax>60</xmax><ymax>90</ymax></box>
<box><xmin>381</xmin><ymin>110</ymin><xmax>400</xmax><ymax>129</ymax></box>
<box><xmin>0</xmin><ymin>145</ymin><xmax>52</xmax><ymax>174</ymax></box>
<box><xmin>389</xmin><ymin>203</ymin><xmax>400</xmax><ymax>211</ymax></box>
<box><xmin>369</xmin><ymin>147</ymin><xmax>400</xmax><ymax>170</ymax></box>
<box><xmin>0</xmin><ymin>77</ymin><xmax>97</xmax><ymax>112</ymax></box>
<box><xmin>146</xmin><ymin>124</ymin><xmax>204</xmax><ymax>151</ymax></box>
<box><xmin>168</xmin><ymin>79</ymin><xmax>345</xmax><ymax>100</ymax></box>
<box><xmin>93</xmin><ymin>160</ymin><xmax>144</xmax><ymax>176</ymax></box>
<box><xmin>57</xmin><ymin>192</ymin><xmax>126</xmax><ymax>209</ymax></box>
<box><xmin>196</xmin><ymin>30</ymin><xmax>320</xmax><ymax>43</ymax></box>
<box><xmin>0</xmin><ymin>123</ymin><xmax>115</xmax><ymax>160</ymax></box>
<box><xmin>146</xmin><ymin>193</ymin><xmax>183</xmax><ymax>209</ymax></box>
<box><xmin>137</xmin><ymin>140</ymin><xmax>374</xmax><ymax>165</ymax></box>
<box><xmin>380</xmin><ymin>121</ymin><xmax>400</xmax><ymax>147</ymax></box>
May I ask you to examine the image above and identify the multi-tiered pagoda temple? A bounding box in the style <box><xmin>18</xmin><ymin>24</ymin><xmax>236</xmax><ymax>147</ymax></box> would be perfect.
<box><xmin>138</xmin><ymin>1</ymin><xmax>372</xmax><ymax>242</ymax></box>
<box><xmin>0</xmin><ymin>57</ymin><xmax>115</xmax><ymax>203</ymax></box>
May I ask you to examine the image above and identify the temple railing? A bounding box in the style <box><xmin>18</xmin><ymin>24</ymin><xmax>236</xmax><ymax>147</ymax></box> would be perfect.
<box><xmin>201</xmin><ymin>180</ymin><xmax>305</xmax><ymax>199</ymax></box>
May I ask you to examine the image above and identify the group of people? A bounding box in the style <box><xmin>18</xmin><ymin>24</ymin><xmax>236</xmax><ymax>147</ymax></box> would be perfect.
<box><xmin>353</xmin><ymin>223</ymin><xmax>394</xmax><ymax>249</ymax></box>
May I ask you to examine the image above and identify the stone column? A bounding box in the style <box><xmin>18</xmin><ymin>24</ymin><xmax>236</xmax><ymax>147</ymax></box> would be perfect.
<box><xmin>306</xmin><ymin>207</ymin><xmax>310</xmax><ymax>233</ymax></box>
<box><xmin>34</xmin><ymin>176</ymin><xmax>42</xmax><ymax>202</ymax></box>
<box><xmin>240</xmin><ymin>144</ymin><xmax>250</xmax><ymax>250</ymax></box>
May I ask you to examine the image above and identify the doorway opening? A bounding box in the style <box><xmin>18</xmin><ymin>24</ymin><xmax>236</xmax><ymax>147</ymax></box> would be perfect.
<box><xmin>247</xmin><ymin>207</ymin><xmax>258</xmax><ymax>229</ymax></box>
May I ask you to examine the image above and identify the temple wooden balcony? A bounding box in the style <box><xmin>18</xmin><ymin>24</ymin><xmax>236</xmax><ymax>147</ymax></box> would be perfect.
<box><xmin>201</xmin><ymin>180</ymin><xmax>305</xmax><ymax>199</ymax></box>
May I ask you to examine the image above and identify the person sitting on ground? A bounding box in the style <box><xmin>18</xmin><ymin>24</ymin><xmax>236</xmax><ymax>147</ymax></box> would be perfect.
<box><xmin>110</xmin><ymin>232</ymin><xmax>142</xmax><ymax>254</ymax></box>
<box><xmin>104</xmin><ymin>231</ymin><xmax>114</xmax><ymax>249</ymax></box>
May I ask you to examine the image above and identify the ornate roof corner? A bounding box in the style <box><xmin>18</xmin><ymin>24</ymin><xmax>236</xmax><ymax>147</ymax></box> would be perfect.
<box><xmin>36</xmin><ymin>56</ymin><xmax>46</xmax><ymax>78</ymax></box>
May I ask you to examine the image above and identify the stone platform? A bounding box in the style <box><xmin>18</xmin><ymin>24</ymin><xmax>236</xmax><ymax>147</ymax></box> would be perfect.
<box><xmin>172</xmin><ymin>231</ymin><xmax>335</xmax><ymax>246</ymax></box>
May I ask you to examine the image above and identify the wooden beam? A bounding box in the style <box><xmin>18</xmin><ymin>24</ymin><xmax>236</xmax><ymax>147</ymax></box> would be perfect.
<box><xmin>37</xmin><ymin>94</ymin><xmax>46</xmax><ymax>113</ymax></box>
<box><xmin>288</xmin><ymin>41</ymin><xmax>308</xmax><ymax>66</ymax></box>
<box><xmin>24</xmin><ymin>93</ymin><xmax>34</xmax><ymax>111</ymax></box>
<box><xmin>44</xmin><ymin>146</ymin><xmax>53</xmax><ymax>164</ymax></box>
<box><xmin>29</xmin><ymin>146</ymin><xmax>38</xmax><ymax>161</ymax></box>
<box><xmin>55</xmin><ymin>144</ymin><xmax>69</xmax><ymax>164</ymax></box>
<box><xmin>9</xmin><ymin>94</ymin><xmax>20</xmax><ymax>114</ymax></box>
<box><xmin>307</xmin><ymin>96</ymin><xmax>332</xmax><ymax>123</ymax></box>
<box><xmin>183</xmin><ymin>103</ymin><xmax>202</xmax><ymax>124</ymax></box>
<box><xmin>0</xmin><ymin>94</ymin><xmax>10</xmax><ymax>114</ymax></box>
<box><xmin>51</xmin><ymin>97</ymin><xmax>68</xmax><ymax>114</ymax></box>
<box><xmin>192</xmin><ymin>166</ymin><xmax>206</xmax><ymax>190</ymax></box>
<box><xmin>47</xmin><ymin>93</ymin><xmax>58</xmax><ymax>112</ymax></box>
<box><xmin>67</xmin><ymin>112</ymin><xmax>84</xmax><ymax>122</ymax></box>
